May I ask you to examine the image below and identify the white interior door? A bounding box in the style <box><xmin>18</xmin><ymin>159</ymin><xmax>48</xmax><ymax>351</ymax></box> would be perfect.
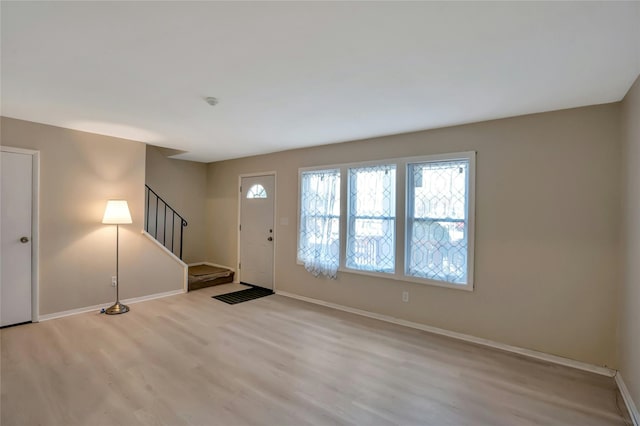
<box><xmin>240</xmin><ymin>175</ymin><xmax>275</xmax><ymax>289</ymax></box>
<box><xmin>1</xmin><ymin>150</ymin><xmax>33</xmax><ymax>327</ymax></box>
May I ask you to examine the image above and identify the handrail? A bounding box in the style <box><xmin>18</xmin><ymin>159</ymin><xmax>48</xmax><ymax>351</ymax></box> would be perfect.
<box><xmin>144</xmin><ymin>184</ymin><xmax>188</xmax><ymax>259</ymax></box>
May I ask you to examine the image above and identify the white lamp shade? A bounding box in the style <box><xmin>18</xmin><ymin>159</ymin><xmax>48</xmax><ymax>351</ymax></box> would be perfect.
<box><xmin>102</xmin><ymin>200</ymin><xmax>132</xmax><ymax>224</ymax></box>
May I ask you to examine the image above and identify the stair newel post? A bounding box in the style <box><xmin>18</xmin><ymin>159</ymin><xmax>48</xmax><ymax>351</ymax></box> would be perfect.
<box><xmin>145</xmin><ymin>187</ymin><xmax>150</xmax><ymax>232</ymax></box>
<box><xmin>163</xmin><ymin>203</ymin><xmax>167</xmax><ymax>245</ymax></box>
<box><xmin>155</xmin><ymin>196</ymin><xmax>159</xmax><ymax>240</ymax></box>
<box><xmin>180</xmin><ymin>220</ymin><xmax>185</xmax><ymax>260</ymax></box>
<box><xmin>171</xmin><ymin>211</ymin><xmax>175</xmax><ymax>254</ymax></box>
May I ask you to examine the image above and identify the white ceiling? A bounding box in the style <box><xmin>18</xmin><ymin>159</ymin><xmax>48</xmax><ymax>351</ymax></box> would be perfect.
<box><xmin>2</xmin><ymin>2</ymin><xmax>639</xmax><ymax>162</ymax></box>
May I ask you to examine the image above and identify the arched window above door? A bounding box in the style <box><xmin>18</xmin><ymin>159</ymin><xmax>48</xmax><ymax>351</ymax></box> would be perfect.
<box><xmin>246</xmin><ymin>184</ymin><xmax>267</xmax><ymax>199</ymax></box>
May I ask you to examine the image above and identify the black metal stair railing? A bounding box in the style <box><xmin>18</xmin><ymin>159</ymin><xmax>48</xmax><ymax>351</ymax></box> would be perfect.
<box><xmin>144</xmin><ymin>184</ymin><xmax>188</xmax><ymax>259</ymax></box>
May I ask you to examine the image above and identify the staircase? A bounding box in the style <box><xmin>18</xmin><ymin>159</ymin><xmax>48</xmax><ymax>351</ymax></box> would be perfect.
<box><xmin>145</xmin><ymin>184</ymin><xmax>234</xmax><ymax>291</ymax></box>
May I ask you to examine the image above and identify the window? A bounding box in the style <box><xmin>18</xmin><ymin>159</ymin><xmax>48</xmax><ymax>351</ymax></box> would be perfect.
<box><xmin>406</xmin><ymin>159</ymin><xmax>470</xmax><ymax>285</ymax></box>
<box><xmin>297</xmin><ymin>151</ymin><xmax>475</xmax><ymax>289</ymax></box>
<box><xmin>246</xmin><ymin>184</ymin><xmax>267</xmax><ymax>198</ymax></box>
<box><xmin>346</xmin><ymin>164</ymin><xmax>396</xmax><ymax>273</ymax></box>
<box><xmin>297</xmin><ymin>169</ymin><xmax>341</xmax><ymax>278</ymax></box>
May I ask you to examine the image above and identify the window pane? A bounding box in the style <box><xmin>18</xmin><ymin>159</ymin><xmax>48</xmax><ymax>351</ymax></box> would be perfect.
<box><xmin>298</xmin><ymin>169</ymin><xmax>341</xmax><ymax>275</ymax></box>
<box><xmin>347</xmin><ymin>164</ymin><xmax>396</xmax><ymax>273</ymax></box>
<box><xmin>246</xmin><ymin>184</ymin><xmax>267</xmax><ymax>199</ymax></box>
<box><xmin>407</xmin><ymin>160</ymin><xmax>469</xmax><ymax>284</ymax></box>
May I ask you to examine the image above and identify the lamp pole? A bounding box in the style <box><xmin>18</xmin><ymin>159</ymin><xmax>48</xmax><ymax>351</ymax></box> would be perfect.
<box><xmin>103</xmin><ymin>199</ymin><xmax>131</xmax><ymax>315</ymax></box>
<box><xmin>116</xmin><ymin>224</ymin><xmax>120</xmax><ymax>305</ymax></box>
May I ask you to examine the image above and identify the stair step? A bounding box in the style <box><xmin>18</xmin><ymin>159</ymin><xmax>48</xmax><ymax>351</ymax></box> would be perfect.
<box><xmin>188</xmin><ymin>265</ymin><xmax>234</xmax><ymax>292</ymax></box>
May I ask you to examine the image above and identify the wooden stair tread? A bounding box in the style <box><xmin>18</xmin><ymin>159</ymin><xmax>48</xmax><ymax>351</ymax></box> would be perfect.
<box><xmin>188</xmin><ymin>265</ymin><xmax>234</xmax><ymax>291</ymax></box>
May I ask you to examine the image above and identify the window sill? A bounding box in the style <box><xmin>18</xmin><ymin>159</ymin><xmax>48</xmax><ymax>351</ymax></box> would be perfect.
<box><xmin>296</xmin><ymin>260</ymin><xmax>473</xmax><ymax>292</ymax></box>
<box><xmin>340</xmin><ymin>267</ymin><xmax>474</xmax><ymax>292</ymax></box>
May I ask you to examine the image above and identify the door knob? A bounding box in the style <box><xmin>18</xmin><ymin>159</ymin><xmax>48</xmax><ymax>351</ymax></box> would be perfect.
<box><xmin>267</xmin><ymin>236</ymin><xmax>273</xmax><ymax>241</ymax></box>
<box><xmin>20</xmin><ymin>236</ymin><xmax>29</xmax><ymax>243</ymax></box>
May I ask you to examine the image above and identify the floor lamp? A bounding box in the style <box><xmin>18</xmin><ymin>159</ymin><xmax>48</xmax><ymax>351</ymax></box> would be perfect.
<box><xmin>102</xmin><ymin>200</ymin><xmax>132</xmax><ymax>315</ymax></box>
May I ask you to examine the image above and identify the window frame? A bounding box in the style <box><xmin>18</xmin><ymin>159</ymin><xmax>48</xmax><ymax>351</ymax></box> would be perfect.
<box><xmin>297</xmin><ymin>151</ymin><xmax>476</xmax><ymax>291</ymax></box>
<box><xmin>345</xmin><ymin>163</ymin><xmax>397</xmax><ymax>274</ymax></box>
<box><xmin>404</xmin><ymin>152</ymin><xmax>476</xmax><ymax>290</ymax></box>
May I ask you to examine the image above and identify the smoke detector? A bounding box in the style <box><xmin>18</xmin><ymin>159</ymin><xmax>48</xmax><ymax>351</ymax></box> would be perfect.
<box><xmin>204</xmin><ymin>97</ymin><xmax>219</xmax><ymax>106</ymax></box>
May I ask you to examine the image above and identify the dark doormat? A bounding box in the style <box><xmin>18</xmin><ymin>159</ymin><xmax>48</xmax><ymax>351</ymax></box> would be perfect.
<box><xmin>212</xmin><ymin>285</ymin><xmax>273</xmax><ymax>305</ymax></box>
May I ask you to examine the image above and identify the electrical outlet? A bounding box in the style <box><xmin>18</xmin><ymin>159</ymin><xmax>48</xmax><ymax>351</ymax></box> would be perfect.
<box><xmin>111</xmin><ymin>276</ymin><xmax>117</xmax><ymax>287</ymax></box>
<box><xmin>402</xmin><ymin>291</ymin><xmax>409</xmax><ymax>303</ymax></box>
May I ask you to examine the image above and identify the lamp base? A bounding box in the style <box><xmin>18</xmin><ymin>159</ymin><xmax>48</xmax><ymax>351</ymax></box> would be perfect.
<box><xmin>105</xmin><ymin>302</ymin><xmax>129</xmax><ymax>315</ymax></box>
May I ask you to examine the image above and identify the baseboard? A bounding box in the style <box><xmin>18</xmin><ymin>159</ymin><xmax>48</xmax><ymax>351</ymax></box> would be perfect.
<box><xmin>187</xmin><ymin>261</ymin><xmax>236</xmax><ymax>272</ymax></box>
<box><xmin>275</xmin><ymin>290</ymin><xmax>616</xmax><ymax>378</ymax></box>
<box><xmin>121</xmin><ymin>289</ymin><xmax>185</xmax><ymax>305</ymax></box>
<box><xmin>39</xmin><ymin>289</ymin><xmax>185</xmax><ymax>322</ymax></box>
<box><xmin>616</xmin><ymin>373</ymin><xmax>640</xmax><ymax>425</ymax></box>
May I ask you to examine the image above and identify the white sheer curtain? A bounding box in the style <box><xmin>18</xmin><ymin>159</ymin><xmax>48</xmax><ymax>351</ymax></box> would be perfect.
<box><xmin>298</xmin><ymin>169</ymin><xmax>341</xmax><ymax>279</ymax></box>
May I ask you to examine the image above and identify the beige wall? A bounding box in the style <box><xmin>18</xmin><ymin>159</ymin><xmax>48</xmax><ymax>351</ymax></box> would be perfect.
<box><xmin>145</xmin><ymin>145</ymin><xmax>207</xmax><ymax>264</ymax></box>
<box><xmin>620</xmin><ymin>75</ymin><xmax>640</xmax><ymax>409</ymax></box>
<box><xmin>1</xmin><ymin>117</ymin><xmax>184</xmax><ymax>315</ymax></box>
<box><xmin>206</xmin><ymin>104</ymin><xmax>621</xmax><ymax>367</ymax></box>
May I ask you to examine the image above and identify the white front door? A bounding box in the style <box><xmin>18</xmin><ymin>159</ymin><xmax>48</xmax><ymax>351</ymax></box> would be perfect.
<box><xmin>239</xmin><ymin>175</ymin><xmax>275</xmax><ymax>289</ymax></box>
<box><xmin>1</xmin><ymin>150</ymin><xmax>33</xmax><ymax>327</ymax></box>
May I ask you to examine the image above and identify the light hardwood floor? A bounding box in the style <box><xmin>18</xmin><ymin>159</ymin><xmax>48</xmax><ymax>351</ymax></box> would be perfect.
<box><xmin>1</xmin><ymin>284</ymin><xmax>631</xmax><ymax>425</ymax></box>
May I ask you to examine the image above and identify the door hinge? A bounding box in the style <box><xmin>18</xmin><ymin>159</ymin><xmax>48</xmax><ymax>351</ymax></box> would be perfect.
<box><xmin>239</xmin><ymin>186</ymin><xmax>242</xmax><ymax>193</ymax></box>
<box><xmin>238</xmin><ymin>262</ymin><xmax>241</xmax><ymax>269</ymax></box>
<box><xmin>239</xmin><ymin>224</ymin><xmax>242</xmax><ymax>231</ymax></box>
